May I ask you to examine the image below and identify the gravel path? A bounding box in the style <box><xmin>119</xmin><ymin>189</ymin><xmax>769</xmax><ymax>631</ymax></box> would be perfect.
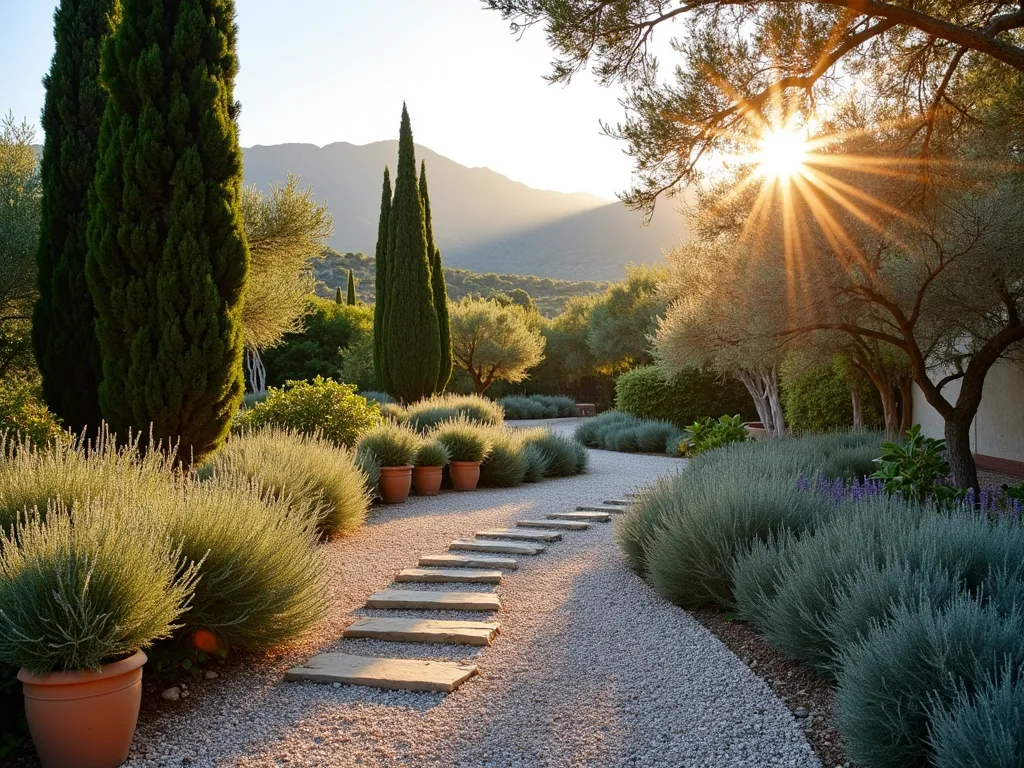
<box><xmin>126</xmin><ymin>420</ymin><xmax>819</xmax><ymax>768</ymax></box>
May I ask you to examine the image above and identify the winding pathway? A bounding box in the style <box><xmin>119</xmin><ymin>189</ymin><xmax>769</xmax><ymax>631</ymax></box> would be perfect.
<box><xmin>126</xmin><ymin>420</ymin><xmax>818</xmax><ymax>768</ymax></box>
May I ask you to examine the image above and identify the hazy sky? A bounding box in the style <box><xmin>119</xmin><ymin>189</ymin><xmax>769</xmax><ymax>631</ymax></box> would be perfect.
<box><xmin>0</xmin><ymin>0</ymin><xmax>641</xmax><ymax>199</ymax></box>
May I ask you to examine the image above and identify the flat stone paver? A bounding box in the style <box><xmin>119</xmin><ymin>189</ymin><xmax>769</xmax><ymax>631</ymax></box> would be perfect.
<box><xmin>449</xmin><ymin>539</ymin><xmax>546</xmax><ymax>555</ymax></box>
<box><xmin>475</xmin><ymin>528</ymin><xmax>562</xmax><ymax>543</ymax></box>
<box><xmin>395</xmin><ymin>567</ymin><xmax>502</xmax><ymax>584</ymax></box>
<box><xmin>603</xmin><ymin>499</ymin><xmax>632</xmax><ymax>506</ymax></box>
<box><xmin>366</xmin><ymin>589</ymin><xmax>501</xmax><ymax>612</ymax></box>
<box><xmin>576</xmin><ymin>505</ymin><xmax>626</xmax><ymax>513</ymax></box>
<box><xmin>285</xmin><ymin>653</ymin><xmax>478</xmax><ymax>693</ymax></box>
<box><xmin>419</xmin><ymin>554</ymin><xmax>518</xmax><ymax>570</ymax></box>
<box><xmin>516</xmin><ymin>519</ymin><xmax>590</xmax><ymax>530</ymax></box>
<box><xmin>343</xmin><ymin>617</ymin><xmax>500</xmax><ymax>646</ymax></box>
<box><xmin>547</xmin><ymin>511</ymin><xmax>610</xmax><ymax>522</ymax></box>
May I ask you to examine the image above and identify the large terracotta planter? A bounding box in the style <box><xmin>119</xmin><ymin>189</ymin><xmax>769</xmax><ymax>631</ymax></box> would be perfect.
<box><xmin>450</xmin><ymin>460</ymin><xmax>482</xmax><ymax>491</ymax></box>
<box><xmin>19</xmin><ymin>650</ymin><xmax>147</xmax><ymax>768</ymax></box>
<box><xmin>378</xmin><ymin>465</ymin><xmax>413</xmax><ymax>504</ymax></box>
<box><xmin>413</xmin><ymin>465</ymin><xmax>443</xmax><ymax>496</ymax></box>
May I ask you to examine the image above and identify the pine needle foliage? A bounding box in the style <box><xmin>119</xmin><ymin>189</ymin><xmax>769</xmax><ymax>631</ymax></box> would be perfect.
<box><xmin>34</xmin><ymin>0</ymin><xmax>119</xmax><ymax>433</ymax></box>
<box><xmin>86</xmin><ymin>0</ymin><xmax>249</xmax><ymax>466</ymax></box>
<box><xmin>372</xmin><ymin>166</ymin><xmax>391</xmax><ymax>392</ymax></box>
<box><xmin>382</xmin><ymin>105</ymin><xmax>440</xmax><ymax>402</ymax></box>
<box><xmin>420</xmin><ymin>162</ymin><xmax>452</xmax><ymax>391</ymax></box>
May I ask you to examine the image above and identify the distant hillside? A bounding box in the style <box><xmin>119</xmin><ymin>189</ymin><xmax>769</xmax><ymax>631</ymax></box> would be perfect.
<box><xmin>313</xmin><ymin>250</ymin><xmax>606</xmax><ymax>317</ymax></box>
<box><xmin>243</xmin><ymin>141</ymin><xmax>691</xmax><ymax>281</ymax></box>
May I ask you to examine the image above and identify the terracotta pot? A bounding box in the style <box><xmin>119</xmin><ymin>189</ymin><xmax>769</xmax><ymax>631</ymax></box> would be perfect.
<box><xmin>413</xmin><ymin>465</ymin><xmax>443</xmax><ymax>496</ymax></box>
<box><xmin>19</xmin><ymin>650</ymin><xmax>147</xmax><ymax>768</ymax></box>
<box><xmin>450</xmin><ymin>460</ymin><xmax>482</xmax><ymax>491</ymax></box>
<box><xmin>378</xmin><ymin>465</ymin><xmax>413</xmax><ymax>504</ymax></box>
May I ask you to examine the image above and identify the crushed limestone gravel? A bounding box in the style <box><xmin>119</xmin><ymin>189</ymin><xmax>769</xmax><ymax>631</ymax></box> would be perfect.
<box><xmin>124</xmin><ymin>420</ymin><xmax>819</xmax><ymax>768</ymax></box>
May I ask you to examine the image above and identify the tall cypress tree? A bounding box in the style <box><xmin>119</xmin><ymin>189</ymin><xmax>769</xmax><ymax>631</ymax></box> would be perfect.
<box><xmin>372</xmin><ymin>166</ymin><xmax>391</xmax><ymax>392</ymax></box>
<box><xmin>335</xmin><ymin>285</ymin><xmax>343</xmax><ymax>305</ymax></box>
<box><xmin>383</xmin><ymin>105</ymin><xmax>440</xmax><ymax>402</ymax></box>
<box><xmin>86</xmin><ymin>0</ymin><xmax>248</xmax><ymax>465</ymax></box>
<box><xmin>419</xmin><ymin>162</ymin><xmax>452</xmax><ymax>391</ymax></box>
<box><xmin>346</xmin><ymin>269</ymin><xmax>357</xmax><ymax>305</ymax></box>
<box><xmin>33</xmin><ymin>0</ymin><xmax>120</xmax><ymax>433</ymax></box>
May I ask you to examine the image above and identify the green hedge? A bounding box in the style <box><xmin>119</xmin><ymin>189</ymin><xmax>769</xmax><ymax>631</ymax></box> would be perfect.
<box><xmin>781</xmin><ymin>358</ymin><xmax>882</xmax><ymax>434</ymax></box>
<box><xmin>615</xmin><ymin>366</ymin><xmax>756</xmax><ymax>429</ymax></box>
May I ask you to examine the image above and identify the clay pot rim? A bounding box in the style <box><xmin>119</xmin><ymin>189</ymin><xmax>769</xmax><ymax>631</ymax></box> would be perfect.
<box><xmin>413</xmin><ymin>464</ymin><xmax>445</xmax><ymax>470</ymax></box>
<box><xmin>378</xmin><ymin>464</ymin><xmax>414</xmax><ymax>472</ymax></box>
<box><xmin>450</xmin><ymin>459</ymin><xmax>482</xmax><ymax>466</ymax></box>
<box><xmin>18</xmin><ymin>649</ymin><xmax>148</xmax><ymax>686</ymax></box>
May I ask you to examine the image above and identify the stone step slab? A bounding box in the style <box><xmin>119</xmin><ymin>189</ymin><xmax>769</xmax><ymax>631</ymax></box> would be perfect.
<box><xmin>516</xmin><ymin>519</ymin><xmax>590</xmax><ymax>531</ymax></box>
<box><xmin>419</xmin><ymin>554</ymin><xmax>518</xmax><ymax>570</ymax></box>
<box><xmin>286</xmin><ymin>653</ymin><xmax>478</xmax><ymax>693</ymax></box>
<box><xmin>449</xmin><ymin>539</ymin><xmax>546</xmax><ymax>556</ymax></box>
<box><xmin>475</xmin><ymin>528</ymin><xmax>562</xmax><ymax>543</ymax></box>
<box><xmin>603</xmin><ymin>499</ymin><xmax>633</xmax><ymax>506</ymax></box>
<box><xmin>344</xmin><ymin>617</ymin><xmax>500</xmax><ymax>646</ymax></box>
<box><xmin>395</xmin><ymin>567</ymin><xmax>502</xmax><ymax>584</ymax></box>
<box><xmin>547</xmin><ymin>511</ymin><xmax>610</xmax><ymax>522</ymax></box>
<box><xmin>576</xmin><ymin>505</ymin><xmax>626</xmax><ymax>514</ymax></box>
<box><xmin>366</xmin><ymin>589</ymin><xmax>500</xmax><ymax>612</ymax></box>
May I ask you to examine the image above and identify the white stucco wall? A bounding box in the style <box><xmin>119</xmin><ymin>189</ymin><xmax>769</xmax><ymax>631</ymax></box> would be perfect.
<box><xmin>912</xmin><ymin>359</ymin><xmax>1024</xmax><ymax>462</ymax></box>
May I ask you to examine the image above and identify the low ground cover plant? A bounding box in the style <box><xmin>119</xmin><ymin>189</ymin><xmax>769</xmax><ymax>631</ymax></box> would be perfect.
<box><xmin>405</xmin><ymin>393</ymin><xmax>504</xmax><ymax>432</ymax></box>
<box><xmin>575</xmin><ymin>411</ymin><xmax>686</xmax><ymax>456</ymax></box>
<box><xmin>236</xmin><ymin>377</ymin><xmax>381</xmax><ymax>447</ymax></box>
<box><xmin>621</xmin><ymin>429</ymin><xmax>1024</xmax><ymax>767</ymax></box>
<box><xmin>499</xmin><ymin>394</ymin><xmax>578</xmax><ymax>419</ymax></box>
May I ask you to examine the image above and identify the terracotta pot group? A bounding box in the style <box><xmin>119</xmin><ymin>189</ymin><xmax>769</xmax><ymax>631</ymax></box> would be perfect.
<box><xmin>19</xmin><ymin>650</ymin><xmax>148</xmax><ymax>768</ymax></box>
<box><xmin>412</xmin><ymin>465</ymin><xmax>443</xmax><ymax>496</ymax></box>
<box><xmin>378</xmin><ymin>465</ymin><xmax>413</xmax><ymax>504</ymax></box>
<box><xmin>450</xmin><ymin>460</ymin><xmax>482</xmax><ymax>491</ymax></box>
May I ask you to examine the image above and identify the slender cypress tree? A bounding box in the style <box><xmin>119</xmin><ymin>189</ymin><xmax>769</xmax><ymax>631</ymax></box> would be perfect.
<box><xmin>346</xmin><ymin>269</ymin><xmax>357</xmax><ymax>305</ymax></box>
<box><xmin>86</xmin><ymin>0</ymin><xmax>248</xmax><ymax>465</ymax></box>
<box><xmin>33</xmin><ymin>0</ymin><xmax>120</xmax><ymax>433</ymax></box>
<box><xmin>383</xmin><ymin>105</ymin><xmax>440</xmax><ymax>402</ymax></box>
<box><xmin>335</xmin><ymin>285</ymin><xmax>343</xmax><ymax>304</ymax></box>
<box><xmin>372</xmin><ymin>166</ymin><xmax>392</xmax><ymax>392</ymax></box>
<box><xmin>419</xmin><ymin>162</ymin><xmax>452</xmax><ymax>391</ymax></box>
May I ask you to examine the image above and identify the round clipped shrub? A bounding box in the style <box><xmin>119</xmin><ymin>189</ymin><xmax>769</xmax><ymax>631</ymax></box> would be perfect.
<box><xmin>615</xmin><ymin>365</ymin><xmax>755</xmax><ymax>429</ymax></box>
<box><xmin>168</xmin><ymin>474</ymin><xmax>326</xmax><ymax>650</ymax></box>
<box><xmin>574</xmin><ymin>411</ymin><xmax>634</xmax><ymax>447</ymax></box>
<box><xmin>479</xmin><ymin>430</ymin><xmax>528</xmax><ymax>487</ymax></box>
<box><xmin>499</xmin><ymin>395</ymin><xmax>545</xmax><ymax>420</ymax></box>
<box><xmin>533</xmin><ymin>395</ymin><xmax>578</xmax><ymax>417</ymax></box>
<box><xmin>357</xmin><ymin>422</ymin><xmax>422</xmax><ymax>467</ymax></box>
<box><xmin>610</xmin><ymin>426</ymin><xmax>641</xmax><ymax>453</ymax></box>
<box><xmin>837</xmin><ymin>598</ymin><xmax>1024</xmax><ymax>768</ymax></box>
<box><xmin>429</xmin><ymin>416</ymin><xmax>494</xmax><ymax>463</ymax></box>
<box><xmin>210</xmin><ymin>427</ymin><xmax>370</xmax><ymax>538</ymax></box>
<box><xmin>415</xmin><ymin>439</ymin><xmax>450</xmax><ymax>468</ymax></box>
<box><xmin>236</xmin><ymin>376</ymin><xmax>381</xmax><ymax>447</ymax></box>
<box><xmin>522</xmin><ymin>443</ymin><xmax>549</xmax><ymax>483</ymax></box>
<box><xmin>634</xmin><ymin>420</ymin><xmax>680</xmax><ymax>453</ymax></box>
<box><xmin>406</xmin><ymin>394</ymin><xmax>504</xmax><ymax>432</ymax></box>
<box><xmin>781</xmin><ymin>357</ymin><xmax>882</xmax><ymax>435</ymax></box>
<box><xmin>0</xmin><ymin>500</ymin><xmax>195</xmax><ymax>674</ymax></box>
<box><xmin>929</xmin><ymin>673</ymin><xmax>1024</xmax><ymax>768</ymax></box>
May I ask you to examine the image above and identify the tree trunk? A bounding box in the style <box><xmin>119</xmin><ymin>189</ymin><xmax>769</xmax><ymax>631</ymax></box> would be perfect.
<box><xmin>736</xmin><ymin>370</ymin><xmax>773</xmax><ymax>434</ymax></box>
<box><xmin>851</xmin><ymin>387</ymin><xmax>863</xmax><ymax>429</ymax></box>
<box><xmin>944</xmin><ymin>414</ymin><xmax>978</xmax><ymax>492</ymax></box>
<box><xmin>898</xmin><ymin>376</ymin><xmax>914</xmax><ymax>433</ymax></box>
<box><xmin>764</xmin><ymin>369</ymin><xmax>786</xmax><ymax>437</ymax></box>
<box><xmin>245</xmin><ymin>347</ymin><xmax>266</xmax><ymax>395</ymax></box>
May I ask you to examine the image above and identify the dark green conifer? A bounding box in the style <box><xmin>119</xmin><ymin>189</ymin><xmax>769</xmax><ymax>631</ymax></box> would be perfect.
<box><xmin>419</xmin><ymin>162</ymin><xmax>452</xmax><ymax>391</ymax></box>
<box><xmin>346</xmin><ymin>269</ymin><xmax>357</xmax><ymax>305</ymax></box>
<box><xmin>86</xmin><ymin>0</ymin><xmax>248</xmax><ymax>465</ymax></box>
<box><xmin>372</xmin><ymin>166</ymin><xmax>391</xmax><ymax>392</ymax></box>
<box><xmin>33</xmin><ymin>0</ymin><xmax>120</xmax><ymax>433</ymax></box>
<box><xmin>335</xmin><ymin>285</ymin><xmax>343</xmax><ymax>304</ymax></box>
<box><xmin>382</xmin><ymin>105</ymin><xmax>440</xmax><ymax>402</ymax></box>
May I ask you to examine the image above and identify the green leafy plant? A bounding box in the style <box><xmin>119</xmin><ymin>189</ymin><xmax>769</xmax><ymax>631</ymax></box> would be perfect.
<box><xmin>0</xmin><ymin>378</ymin><xmax>64</xmax><ymax>447</ymax></box>
<box><xmin>870</xmin><ymin>425</ymin><xmax>963</xmax><ymax>505</ymax></box>
<box><xmin>615</xmin><ymin>365</ymin><xmax>755</xmax><ymax>429</ymax></box>
<box><xmin>356</xmin><ymin>422</ymin><xmax>421</xmax><ymax>467</ymax></box>
<box><xmin>169</xmin><ymin>474</ymin><xmax>326</xmax><ymax>651</ymax></box>
<box><xmin>236</xmin><ymin>376</ymin><xmax>381</xmax><ymax>448</ymax></box>
<box><xmin>0</xmin><ymin>500</ymin><xmax>197</xmax><ymax>674</ymax></box>
<box><xmin>210</xmin><ymin>427</ymin><xmax>370</xmax><ymax>538</ymax></box>
<box><xmin>429</xmin><ymin>417</ymin><xmax>493</xmax><ymax>463</ymax></box>
<box><xmin>415</xmin><ymin>439</ymin><xmax>450</xmax><ymax>468</ymax></box>
<box><xmin>684</xmin><ymin>414</ymin><xmax>748</xmax><ymax>455</ymax></box>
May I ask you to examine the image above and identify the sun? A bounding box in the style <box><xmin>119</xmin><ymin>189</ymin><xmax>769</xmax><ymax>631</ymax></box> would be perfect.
<box><xmin>755</xmin><ymin>128</ymin><xmax>811</xmax><ymax>181</ymax></box>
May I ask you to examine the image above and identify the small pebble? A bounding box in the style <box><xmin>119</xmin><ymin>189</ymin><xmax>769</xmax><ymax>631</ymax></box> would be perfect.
<box><xmin>161</xmin><ymin>687</ymin><xmax>181</xmax><ymax>702</ymax></box>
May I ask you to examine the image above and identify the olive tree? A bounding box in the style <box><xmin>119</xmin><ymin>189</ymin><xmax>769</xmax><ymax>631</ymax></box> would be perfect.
<box><xmin>450</xmin><ymin>297</ymin><xmax>546</xmax><ymax>394</ymax></box>
<box><xmin>240</xmin><ymin>175</ymin><xmax>333</xmax><ymax>394</ymax></box>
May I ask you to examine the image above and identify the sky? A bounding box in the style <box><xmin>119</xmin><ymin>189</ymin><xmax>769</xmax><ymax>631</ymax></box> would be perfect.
<box><xmin>0</xmin><ymin>0</ymin><xmax>641</xmax><ymax>199</ymax></box>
